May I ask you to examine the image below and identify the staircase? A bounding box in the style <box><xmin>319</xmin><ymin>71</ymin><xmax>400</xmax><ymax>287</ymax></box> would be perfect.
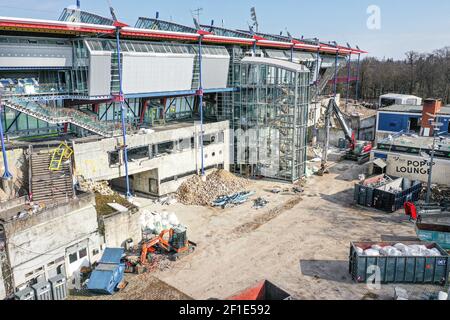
<box><xmin>29</xmin><ymin>151</ymin><xmax>75</xmax><ymax>203</ymax></box>
<box><xmin>3</xmin><ymin>98</ymin><xmax>120</xmax><ymax>137</ymax></box>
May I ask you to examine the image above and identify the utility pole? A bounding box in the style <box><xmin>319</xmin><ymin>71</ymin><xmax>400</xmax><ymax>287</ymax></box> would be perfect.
<box><xmin>425</xmin><ymin>116</ymin><xmax>443</xmax><ymax>203</ymax></box>
<box><xmin>355</xmin><ymin>52</ymin><xmax>361</xmax><ymax>101</ymax></box>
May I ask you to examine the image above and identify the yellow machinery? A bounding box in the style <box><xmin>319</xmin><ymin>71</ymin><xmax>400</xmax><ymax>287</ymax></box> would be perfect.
<box><xmin>49</xmin><ymin>142</ymin><xmax>73</xmax><ymax>171</ymax></box>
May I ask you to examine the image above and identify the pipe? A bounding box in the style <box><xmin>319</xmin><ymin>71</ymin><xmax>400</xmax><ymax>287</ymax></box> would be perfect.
<box><xmin>0</xmin><ymin>99</ymin><xmax>12</xmax><ymax>179</ymax></box>
<box><xmin>333</xmin><ymin>49</ymin><xmax>339</xmax><ymax>97</ymax></box>
<box><xmin>76</xmin><ymin>0</ymin><xmax>80</xmax><ymax>9</ymax></box>
<box><xmin>346</xmin><ymin>53</ymin><xmax>352</xmax><ymax>109</ymax></box>
<box><xmin>355</xmin><ymin>52</ymin><xmax>361</xmax><ymax>101</ymax></box>
<box><xmin>115</xmin><ymin>27</ymin><xmax>132</xmax><ymax>198</ymax></box>
<box><xmin>198</xmin><ymin>36</ymin><xmax>205</xmax><ymax>176</ymax></box>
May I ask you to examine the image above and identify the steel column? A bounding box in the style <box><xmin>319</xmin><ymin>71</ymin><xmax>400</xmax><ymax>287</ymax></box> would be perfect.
<box><xmin>355</xmin><ymin>53</ymin><xmax>361</xmax><ymax>101</ymax></box>
<box><xmin>0</xmin><ymin>100</ymin><xmax>12</xmax><ymax>179</ymax></box>
<box><xmin>346</xmin><ymin>53</ymin><xmax>352</xmax><ymax>109</ymax></box>
<box><xmin>198</xmin><ymin>36</ymin><xmax>205</xmax><ymax>176</ymax></box>
<box><xmin>333</xmin><ymin>50</ymin><xmax>339</xmax><ymax>97</ymax></box>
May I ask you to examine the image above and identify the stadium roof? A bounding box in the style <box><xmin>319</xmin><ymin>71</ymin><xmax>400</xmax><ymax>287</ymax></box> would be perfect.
<box><xmin>0</xmin><ymin>10</ymin><xmax>367</xmax><ymax>55</ymax></box>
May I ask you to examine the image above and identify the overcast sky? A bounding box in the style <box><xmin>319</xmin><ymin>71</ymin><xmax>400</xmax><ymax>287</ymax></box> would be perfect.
<box><xmin>1</xmin><ymin>0</ymin><xmax>449</xmax><ymax>59</ymax></box>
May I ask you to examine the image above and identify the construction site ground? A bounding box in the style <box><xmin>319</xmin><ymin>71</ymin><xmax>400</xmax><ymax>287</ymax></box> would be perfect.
<box><xmin>73</xmin><ymin>160</ymin><xmax>447</xmax><ymax>300</ymax></box>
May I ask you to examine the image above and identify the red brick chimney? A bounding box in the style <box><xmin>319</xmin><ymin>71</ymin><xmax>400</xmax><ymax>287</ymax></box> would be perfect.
<box><xmin>421</xmin><ymin>98</ymin><xmax>442</xmax><ymax>136</ymax></box>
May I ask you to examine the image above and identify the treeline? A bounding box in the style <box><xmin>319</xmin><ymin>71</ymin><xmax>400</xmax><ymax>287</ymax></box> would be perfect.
<box><xmin>335</xmin><ymin>47</ymin><xmax>450</xmax><ymax>104</ymax></box>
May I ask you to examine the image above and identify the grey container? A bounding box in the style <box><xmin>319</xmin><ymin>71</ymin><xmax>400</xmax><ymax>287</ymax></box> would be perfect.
<box><xmin>32</xmin><ymin>281</ymin><xmax>53</xmax><ymax>300</ymax></box>
<box><xmin>14</xmin><ymin>286</ymin><xmax>35</xmax><ymax>300</ymax></box>
<box><xmin>49</xmin><ymin>274</ymin><xmax>67</xmax><ymax>300</ymax></box>
<box><xmin>349</xmin><ymin>241</ymin><xmax>450</xmax><ymax>285</ymax></box>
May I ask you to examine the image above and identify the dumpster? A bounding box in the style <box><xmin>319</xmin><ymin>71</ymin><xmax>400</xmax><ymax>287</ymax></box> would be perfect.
<box><xmin>416</xmin><ymin>214</ymin><xmax>450</xmax><ymax>250</ymax></box>
<box><xmin>354</xmin><ymin>175</ymin><xmax>422</xmax><ymax>212</ymax></box>
<box><xmin>227</xmin><ymin>280</ymin><xmax>293</xmax><ymax>300</ymax></box>
<box><xmin>349</xmin><ymin>241</ymin><xmax>449</xmax><ymax>285</ymax></box>
<box><xmin>87</xmin><ymin>248</ymin><xmax>125</xmax><ymax>295</ymax></box>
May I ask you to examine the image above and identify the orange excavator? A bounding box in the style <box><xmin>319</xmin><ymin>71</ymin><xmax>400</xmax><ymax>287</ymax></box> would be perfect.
<box><xmin>140</xmin><ymin>227</ymin><xmax>196</xmax><ymax>263</ymax></box>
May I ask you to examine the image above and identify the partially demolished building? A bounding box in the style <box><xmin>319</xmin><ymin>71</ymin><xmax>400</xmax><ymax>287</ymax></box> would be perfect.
<box><xmin>0</xmin><ymin>7</ymin><xmax>364</xmax><ymax>298</ymax></box>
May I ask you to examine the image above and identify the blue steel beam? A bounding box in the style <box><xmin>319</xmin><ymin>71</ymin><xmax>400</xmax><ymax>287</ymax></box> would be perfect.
<box><xmin>115</xmin><ymin>27</ymin><xmax>132</xmax><ymax>199</ymax></box>
<box><xmin>355</xmin><ymin>53</ymin><xmax>361</xmax><ymax>101</ymax></box>
<box><xmin>0</xmin><ymin>100</ymin><xmax>12</xmax><ymax>179</ymax></box>
<box><xmin>346</xmin><ymin>53</ymin><xmax>352</xmax><ymax>107</ymax></box>
<box><xmin>198</xmin><ymin>35</ymin><xmax>205</xmax><ymax>176</ymax></box>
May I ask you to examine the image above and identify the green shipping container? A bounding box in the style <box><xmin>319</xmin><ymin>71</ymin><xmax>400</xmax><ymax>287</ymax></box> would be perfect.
<box><xmin>349</xmin><ymin>241</ymin><xmax>449</xmax><ymax>285</ymax></box>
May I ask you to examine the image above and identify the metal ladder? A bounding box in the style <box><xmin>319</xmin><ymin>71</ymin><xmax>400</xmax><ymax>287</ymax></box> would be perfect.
<box><xmin>49</xmin><ymin>142</ymin><xmax>73</xmax><ymax>171</ymax></box>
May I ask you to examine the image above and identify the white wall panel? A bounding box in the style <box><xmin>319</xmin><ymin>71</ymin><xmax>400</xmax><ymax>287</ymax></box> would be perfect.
<box><xmin>122</xmin><ymin>53</ymin><xmax>194</xmax><ymax>94</ymax></box>
<box><xmin>0</xmin><ymin>44</ymin><xmax>73</xmax><ymax>68</ymax></box>
<box><xmin>201</xmin><ymin>56</ymin><xmax>230</xmax><ymax>89</ymax></box>
<box><xmin>88</xmin><ymin>53</ymin><xmax>111</xmax><ymax>96</ymax></box>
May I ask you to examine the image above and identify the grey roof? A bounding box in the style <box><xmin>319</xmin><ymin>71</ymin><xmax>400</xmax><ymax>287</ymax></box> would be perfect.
<box><xmin>379</xmin><ymin>104</ymin><xmax>450</xmax><ymax>115</ymax></box>
<box><xmin>240</xmin><ymin>56</ymin><xmax>309</xmax><ymax>73</ymax></box>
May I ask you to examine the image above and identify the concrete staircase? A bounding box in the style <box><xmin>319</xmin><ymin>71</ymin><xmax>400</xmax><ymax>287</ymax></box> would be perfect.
<box><xmin>29</xmin><ymin>151</ymin><xmax>75</xmax><ymax>203</ymax></box>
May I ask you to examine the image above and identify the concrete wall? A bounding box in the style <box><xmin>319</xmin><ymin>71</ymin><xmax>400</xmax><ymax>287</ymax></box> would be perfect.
<box><xmin>0</xmin><ymin>148</ymin><xmax>27</xmax><ymax>202</ymax></box>
<box><xmin>72</xmin><ymin>121</ymin><xmax>231</xmax><ymax>188</ymax></box>
<box><xmin>4</xmin><ymin>195</ymin><xmax>103</xmax><ymax>287</ymax></box>
<box><xmin>100</xmin><ymin>210</ymin><xmax>142</xmax><ymax>248</ymax></box>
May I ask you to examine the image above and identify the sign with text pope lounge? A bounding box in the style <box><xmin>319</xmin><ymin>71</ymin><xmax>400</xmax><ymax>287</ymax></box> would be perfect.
<box><xmin>386</xmin><ymin>153</ymin><xmax>450</xmax><ymax>186</ymax></box>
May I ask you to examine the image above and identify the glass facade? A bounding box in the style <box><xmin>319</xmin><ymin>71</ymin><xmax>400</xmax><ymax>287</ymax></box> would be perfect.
<box><xmin>230</xmin><ymin>60</ymin><xmax>309</xmax><ymax>182</ymax></box>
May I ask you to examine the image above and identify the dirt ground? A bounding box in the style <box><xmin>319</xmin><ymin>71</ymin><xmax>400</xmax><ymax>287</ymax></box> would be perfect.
<box><xmin>75</xmin><ymin>160</ymin><xmax>448</xmax><ymax>300</ymax></box>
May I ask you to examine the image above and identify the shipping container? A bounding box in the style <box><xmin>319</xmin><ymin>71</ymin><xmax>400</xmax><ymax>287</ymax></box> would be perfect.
<box><xmin>349</xmin><ymin>241</ymin><xmax>450</xmax><ymax>285</ymax></box>
<box><xmin>354</xmin><ymin>174</ymin><xmax>422</xmax><ymax>212</ymax></box>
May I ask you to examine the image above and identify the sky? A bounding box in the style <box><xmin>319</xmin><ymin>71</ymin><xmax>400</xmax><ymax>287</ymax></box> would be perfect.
<box><xmin>0</xmin><ymin>0</ymin><xmax>449</xmax><ymax>59</ymax></box>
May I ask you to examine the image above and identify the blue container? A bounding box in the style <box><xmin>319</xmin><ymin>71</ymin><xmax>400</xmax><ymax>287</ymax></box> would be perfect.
<box><xmin>87</xmin><ymin>248</ymin><xmax>125</xmax><ymax>295</ymax></box>
<box><xmin>416</xmin><ymin>224</ymin><xmax>450</xmax><ymax>250</ymax></box>
<box><xmin>349</xmin><ymin>241</ymin><xmax>450</xmax><ymax>285</ymax></box>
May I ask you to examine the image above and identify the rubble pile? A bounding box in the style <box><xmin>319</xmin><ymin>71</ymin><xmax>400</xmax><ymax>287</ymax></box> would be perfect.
<box><xmin>176</xmin><ymin>170</ymin><xmax>250</xmax><ymax>206</ymax></box>
<box><xmin>420</xmin><ymin>185</ymin><xmax>450</xmax><ymax>203</ymax></box>
<box><xmin>78</xmin><ymin>178</ymin><xmax>114</xmax><ymax>196</ymax></box>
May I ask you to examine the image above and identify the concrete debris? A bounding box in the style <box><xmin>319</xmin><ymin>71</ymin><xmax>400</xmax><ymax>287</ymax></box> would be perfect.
<box><xmin>394</xmin><ymin>287</ymin><xmax>409</xmax><ymax>300</ymax></box>
<box><xmin>78</xmin><ymin>178</ymin><xmax>114</xmax><ymax>196</ymax></box>
<box><xmin>358</xmin><ymin>243</ymin><xmax>443</xmax><ymax>257</ymax></box>
<box><xmin>212</xmin><ymin>191</ymin><xmax>255</xmax><ymax>208</ymax></box>
<box><xmin>420</xmin><ymin>185</ymin><xmax>450</xmax><ymax>204</ymax></box>
<box><xmin>107</xmin><ymin>203</ymin><xmax>128</xmax><ymax>212</ymax></box>
<box><xmin>154</xmin><ymin>195</ymin><xmax>177</xmax><ymax>205</ymax></box>
<box><xmin>176</xmin><ymin>169</ymin><xmax>250</xmax><ymax>206</ymax></box>
<box><xmin>253</xmin><ymin>197</ymin><xmax>268</xmax><ymax>209</ymax></box>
